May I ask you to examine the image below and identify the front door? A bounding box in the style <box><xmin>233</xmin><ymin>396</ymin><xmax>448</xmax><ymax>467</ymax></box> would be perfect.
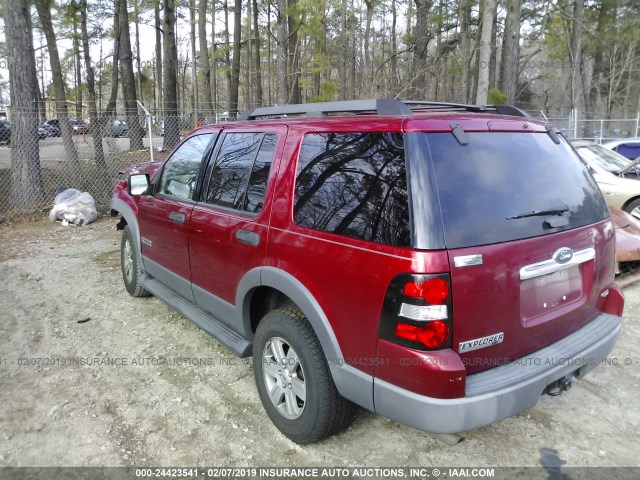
<box><xmin>138</xmin><ymin>132</ymin><xmax>216</xmax><ymax>299</ymax></box>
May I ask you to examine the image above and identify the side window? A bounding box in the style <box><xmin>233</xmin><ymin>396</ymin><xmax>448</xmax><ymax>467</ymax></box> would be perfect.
<box><xmin>294</xmin><ymin>132</ymin><xmax>410</xmax><ymax>247</ymax></box>
<box><xmin>205</xmin><ymin>132</ymin><xmax>275</xmax><ymax>213</ymax></box>
<box><xmin>158</xmin><ymin>134</ymin><xmax>213</xmax><ymax>200</ymax></box>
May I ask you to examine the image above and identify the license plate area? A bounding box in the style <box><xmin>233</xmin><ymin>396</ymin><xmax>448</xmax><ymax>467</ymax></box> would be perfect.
<box><xmin>520</xmin><ymin>265</ymin><xmax>583</xmax><ymax>327</ymax></box>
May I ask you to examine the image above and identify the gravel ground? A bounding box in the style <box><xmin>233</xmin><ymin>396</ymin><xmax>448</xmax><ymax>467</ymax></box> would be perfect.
<box><xmin>0</xmin><ymin>216</ymin><xmax>639</xmax><ymax>468</ymax></box>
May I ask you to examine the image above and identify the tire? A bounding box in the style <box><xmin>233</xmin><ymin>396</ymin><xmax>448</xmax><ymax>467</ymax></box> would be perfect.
<box><xmin>624</xmin><ymin>198</ymin><xmax>640</xmax><ymax>222</ymax></box>
<box><xmin>120</xmin><ymin>225</ymin><xmax>150</xmax><ymax>297</ymax></box>
<box><xmin>253</xmin><ymin>306</ymin><xmax>355</xmax><ymax>444</ymax></box>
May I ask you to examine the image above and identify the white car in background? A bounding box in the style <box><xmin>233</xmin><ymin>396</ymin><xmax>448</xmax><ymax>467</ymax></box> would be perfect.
<box><xmin>572</xmin><ymin>140</ymin><xmax>640</xmax><ymax>220</ymax></box>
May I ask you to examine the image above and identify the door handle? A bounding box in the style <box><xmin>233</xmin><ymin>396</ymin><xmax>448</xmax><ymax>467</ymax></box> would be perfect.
<box><xmin>169</xmin><ymin>211</ymin><xmax>186</xmax><ymax>224</ymax></box>
<box><xmin>235</xmin><ymin>229</ymin><xmax>260</xmax><ymax>247</ymax></box>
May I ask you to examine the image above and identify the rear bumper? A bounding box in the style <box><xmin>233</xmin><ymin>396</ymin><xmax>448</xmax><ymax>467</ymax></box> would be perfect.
<box><xmin>374</xmin><ymin>312</ymin><xmax>622</xmax><ymax>434</ymax></box>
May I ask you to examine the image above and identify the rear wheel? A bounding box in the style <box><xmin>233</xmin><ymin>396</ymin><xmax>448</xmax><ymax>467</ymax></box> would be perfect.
<box><xmin>624</xmin><ymin>198</ymin><xmax>640</xmax><ymax>221</ymax></box>
<box><xmin>121</xmin><ymin>226</ymin><xmax>150</xmax><ymax>297</ymax></box>
<box><xmin>253</xmin><ymin>306</ymin><xmax>354</xmax><ymax>444</ymax></box>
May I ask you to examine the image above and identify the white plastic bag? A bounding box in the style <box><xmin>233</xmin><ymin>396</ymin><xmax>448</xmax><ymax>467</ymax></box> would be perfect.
<box><xmin>49</xmin><ymin>188</ymin><xmax>98</xmax><ymax>226</ymax></box>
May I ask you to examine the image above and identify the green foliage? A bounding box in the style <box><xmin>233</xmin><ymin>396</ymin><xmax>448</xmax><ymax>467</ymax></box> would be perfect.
<box><xmin>309</xmin><ymin>80</ymin><xmax>337</xmax><ymax>103</ymax></box>
<box><xmin>488</xmin><ymin>88</ymin><xmax>507</xmax><ymax>105</ymax></box>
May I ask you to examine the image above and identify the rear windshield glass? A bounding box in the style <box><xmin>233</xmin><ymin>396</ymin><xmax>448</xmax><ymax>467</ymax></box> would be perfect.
<box><xmin>426</xmin><ymin>132</ymin><xmax>609</xmax><ymax>249</ymax></box>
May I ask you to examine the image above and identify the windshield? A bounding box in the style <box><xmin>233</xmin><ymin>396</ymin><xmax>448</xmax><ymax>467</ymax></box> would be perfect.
<box><xmin>425</xmin><ymin>132</ymin><xmax>609</xmax><ymax>249</ymax></box>
<box><xmin>575</xmin><ymin>144</ymin><xmax>631</xmax><ymax>173</ymax></box>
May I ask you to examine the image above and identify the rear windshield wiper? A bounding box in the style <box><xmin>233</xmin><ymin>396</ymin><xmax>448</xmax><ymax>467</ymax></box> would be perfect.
<box><xmin>507</xmin><ymin>207</ymin><xmax>569</xmax><ymax>220</ymax></box>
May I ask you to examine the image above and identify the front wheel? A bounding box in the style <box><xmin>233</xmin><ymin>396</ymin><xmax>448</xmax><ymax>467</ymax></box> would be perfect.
<box><xmin>121</xmin><ymin>225</ymin><xmax>150</xmax><ymax>297</ymax></box>
<box><xmin>253</xmin><ymin>306</ymin><xmax>355</xmax><ymax>444</ymax></box>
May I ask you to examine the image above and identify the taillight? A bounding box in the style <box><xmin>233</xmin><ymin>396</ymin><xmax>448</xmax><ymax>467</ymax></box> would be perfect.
<box><xmin>403</xmin><ymin>277</ymin><xmax>449</xmax><ymax>304</ymax></box>
<box><xmin>395</xmin><ymin>321</ymin><xmax>449</xmax><ymax>349</ymax></box>
<box><xmin>378</xmin><ymin>273</ymin><xmax>453</xmax><ymax>351</ymax></box>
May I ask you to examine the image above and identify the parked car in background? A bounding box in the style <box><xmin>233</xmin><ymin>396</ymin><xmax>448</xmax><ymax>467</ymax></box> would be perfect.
<box><xmin>0</xmin><ymin>120</ymin><xmax>11</xmax><ymax>145</ymax></box>
<box><xmin>610</xmin><ymin>206</ymin><xmax>640</xmax><ymax>276</ymax></box>
<box><xmin>573</xmin><ymin>140</ymin><xmax>640</xmax><ymax>180</ymax></box>
<box><xmin>69</xmin><ymin>118</ymin><xmax>88</xmax><ymax>135</ymax></box>
<box><xmin>104</xmin><ymin>118</ymin><xmax>145</xmax><ymax>138</ymax></box>
<box><xmin>38</xmin><ymin>122</ymin><xmax>60</xmax><ymax>138</ymax></box>
<box><xmin>111</xmin><ymin>99</ymin><xmax>623</xmax><ymax>444</ymax></box>
<box><xmin>602</xmin><ymin>138</ymin><xmax>640</xmax><ymax>160</ymax></box>
<box><xmin>37</xmin><ymin>124</ymin><xmax>49</xmax><ymax>140</ymax></box>
<box><xmin>573</xmin><ymin>140</ymin><xmax>640</xmax><ymax>220</ymax></box>
<box><xmin>39</xmin><ymin>122</ymin><xmax>61</xmax><ymax>137</ymax></box>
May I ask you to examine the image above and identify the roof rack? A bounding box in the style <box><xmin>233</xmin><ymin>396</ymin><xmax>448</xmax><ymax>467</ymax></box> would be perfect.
<box><xmin>237</xmin><ymin>99</ymin><xmax>530</xmax><ymax>121</ymax></box>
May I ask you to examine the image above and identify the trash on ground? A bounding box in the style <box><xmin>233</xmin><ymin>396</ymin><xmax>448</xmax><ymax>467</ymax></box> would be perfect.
<box><xmin>49</xmin><ymin>188</ymin><xmax>98</xmax><ymax>226</ymax></box>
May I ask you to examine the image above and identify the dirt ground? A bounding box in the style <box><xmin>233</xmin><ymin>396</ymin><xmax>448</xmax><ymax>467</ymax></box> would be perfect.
<box><xmin>0</xmin><ymin>216</ymin><xmax>639</xmax><ymax>468</ymax></box>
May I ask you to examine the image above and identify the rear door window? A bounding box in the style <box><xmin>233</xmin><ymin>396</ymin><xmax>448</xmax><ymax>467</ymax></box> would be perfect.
<box><xmin>294</xmin><ymin>132</ymin><xmax>410</xmax><ymax>247</ymax></box>
<box><xmin>426</xmin><ymin>132</ymin><xmax>609</xmax><ymax>248</ymax></box>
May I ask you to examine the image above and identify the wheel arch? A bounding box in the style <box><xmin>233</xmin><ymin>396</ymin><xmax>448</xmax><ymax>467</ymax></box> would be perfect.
<box><xmin>237</xmin><ymin>266</ymin><xmax>375</xmax><ymax>411</ymax></box>
<box><xmin>110</xmin><ymin>196</ymin><xmax>141</xmax><ymax>258</ymax></box>
<box><xmin>622</xmin><ymin>195</ymin><xmax>640</xmax><ymax>214</ymax></box>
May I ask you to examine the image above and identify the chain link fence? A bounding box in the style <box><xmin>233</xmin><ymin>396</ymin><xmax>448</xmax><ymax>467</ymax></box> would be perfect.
<box><xmin>0</xmin><ymin>110</ymin><xmax>231</xmax><ymax>222</ymax></box>
<box><xmin>540</xmin><ymin>112</ymin><xmax>640</xmax><ymax>143</ymax></box>
<box><xmin>2</xmin><ymin>107</ymin><xmax>640</xmax><ymax>222</ymax></box>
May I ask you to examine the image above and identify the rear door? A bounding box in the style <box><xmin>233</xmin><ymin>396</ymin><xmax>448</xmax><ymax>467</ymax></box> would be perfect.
<box><xmin>424</xmin><ymin>131</ymin><xmax>613</xmax><ymax>374</ymax></box>
<box><xmin>189</xmin><ymin>127</ymin><xmax>286</xmax><ymax>317</ymax></box>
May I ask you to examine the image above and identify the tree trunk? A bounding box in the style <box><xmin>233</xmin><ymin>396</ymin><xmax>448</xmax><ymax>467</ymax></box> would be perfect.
<box><xmin>105</xmin><ymin>0</ymin><xmax>121</xmax><ymax>117</ymax></box>
<box><xmin>364</xmin><ymin>0</ymin><xmax>374</xmax><ymax>86</ymax></box>
<box><xmin>229</xmin><ymin>0</ymin><xmax>242</xmax><ymax>115</ymax></box>
<box><xmin>73</xmin><ymin>19</ymin><xmax>83</xmax><ymax>118</ymax></box>
<box><xmin>276</xmin><ymin>0</ymin><xmax>287</xmax><ymax>104</ymax></box>
<box><xmin>252</xmin><ymin>0</ymin><xmax>263</xmax><ymax>106</ymax></box>
<box><xmin>133</xmin><ymin>0</ymin><xmax>143</xmax><ymax>104</ymax></box>
<box><xmin>34</xmin><ymin>0</ymin><xmax>79</xmax><ymax>165</ymax></box>
<box><xmin>287</xmin><ymin>0</ymin><xmax>301</xmax><ymax>103</ymax></box>
<box><xmin>500</xmin><ymin>0</ymin><xmax>521</xmax><ymax>104</ymax></box>
<box><xmin>223</xmin><ymin>0</ymin><xmax>232</xmax><ymax>103</ymax></box>
<box><xmin>390</xmin><ymin>0</ymin><xmax>398</xmax><ymax>90</ymax></box>
<box><xmin>190</xmin><ymin>0</ymin><xmax>198</xmax><ymax>126</ymax></box>
<box><xmin>569</xmin><ymin>0</ymin><xmax>584</xmax><ymax>110</ymax></box>
<box><xmin>198</xmin><ymin>0</ymin><xmax>214</xmax><ymax>115</ymax></box>
<box><xmin>458</xmin><ymin>0</ymin><xmax>471</xmax><ymax>103</ymax></box>
<box><xmin>348</xmin><ymin>2</ymin><xmax>356</xmax><ymax>100</ymax></box>
<box><xmin>5</xmin><ymin>0</ymin><xmax>44</xmax><ymax>209</ymax></box>
<box><xmin>412</xmin><ymin>0</ymin><xmax>432</xmax><ymax>98</ymax></box>
<box><xmin>163</xmin><ymin>0</ymin><xmax>180</xmax><ymax>149</ymax></box>
<box><xmin>80</xmin><ymin>0</ymin><xmax>107</xmax><ymax>177</ymax></box>
<box><xmin>475</xmin><ymin>0</ymin><xmax>497</xmax><ymax>104</ymax></box>
<box><xmin>588</xmin><ymin>0</ymin><xmax>614</xmax><ymax>118</ymax></box>
<box><xmin>155</xmin><ymin>0</ymin><xmax>163</xmax><ymax>117</ymax></box>
<box><xmin>119</xmin><ymin>0</ymin><xmax>144</xmax><ymax>150</ymax></box>
<box><xmin>211</xmin><ymin>3</ymin><xmax>218</xmax><ymax>109</ymax></box>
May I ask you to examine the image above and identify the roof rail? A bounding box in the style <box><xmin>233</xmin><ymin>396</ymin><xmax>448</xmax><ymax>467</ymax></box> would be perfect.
<box><xmin>237</xmin><ymin>99</ymin><xmax>529</xmax><ymax>121</ymax></box>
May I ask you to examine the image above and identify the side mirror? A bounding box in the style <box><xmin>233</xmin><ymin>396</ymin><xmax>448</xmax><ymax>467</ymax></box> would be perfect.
<box><xmin>129</xmin><ymin>174</ymin><xmax>150</xmax><ymax>196</ymax></box>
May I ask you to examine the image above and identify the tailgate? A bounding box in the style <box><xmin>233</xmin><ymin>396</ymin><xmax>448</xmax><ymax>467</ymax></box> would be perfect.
<box><xmin>448</xmin><ymin>221</ymin><xmax>615</xmax><ymax>374</ymax></box>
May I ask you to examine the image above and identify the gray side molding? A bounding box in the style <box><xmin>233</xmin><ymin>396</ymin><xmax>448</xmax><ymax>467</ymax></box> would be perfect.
<box><xmin>109</xmin><ymin>198</ymin><xmax>141</xmax><ymax>258</ymax></box>
<box><xmin>258</xmin><ymin>267</ymin><xmax>374</xmax><ymax>411</ymax></box>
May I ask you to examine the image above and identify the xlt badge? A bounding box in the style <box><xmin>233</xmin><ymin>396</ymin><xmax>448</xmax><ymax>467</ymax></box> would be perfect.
<box><xmin>459</xmin><ymin>332</ymin><xmax>505</xmax><ymax>353</ymax></box>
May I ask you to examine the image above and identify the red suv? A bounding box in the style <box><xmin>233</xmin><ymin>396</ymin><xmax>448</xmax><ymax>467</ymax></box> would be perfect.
<box><xmin>110</xmin><ymin>100</ymin><xmax>624</xmax><ymax>444</ymax></box>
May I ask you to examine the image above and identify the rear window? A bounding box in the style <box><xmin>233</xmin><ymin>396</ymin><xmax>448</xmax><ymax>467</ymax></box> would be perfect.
<box><xmin>426</xmin><ymin>132</ymin><xmax>609</xmax><ymax>249</ymax></box>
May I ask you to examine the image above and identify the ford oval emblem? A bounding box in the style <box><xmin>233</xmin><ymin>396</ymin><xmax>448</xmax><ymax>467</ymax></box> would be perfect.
<box><xmin>553</xmin><ymin>247</ymin><xmax>574</xmax><ymax>264</ymax></box>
